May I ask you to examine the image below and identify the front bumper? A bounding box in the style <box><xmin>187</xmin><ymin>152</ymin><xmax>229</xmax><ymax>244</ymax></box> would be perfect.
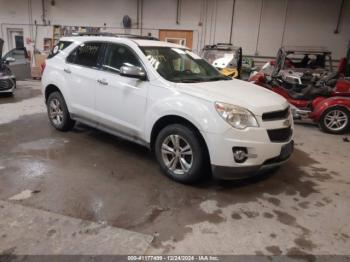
<box><xmin>0</xmin><ymin>77</ymin><xmax>16</xmax><ymax>93</ymax></box>
<box><xmin>212</xmin><ymin>140</ymin><xmax>294</xmax><ymax>180</ymax></box>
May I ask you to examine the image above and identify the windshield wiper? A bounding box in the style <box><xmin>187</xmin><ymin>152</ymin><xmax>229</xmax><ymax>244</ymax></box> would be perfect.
<box><xmin>177</xmin><ymin>79</ymin><xmax>203</xmax><ymax>83</ymax></box>
<box><xmin>207</xmin><ymin>76</ymin><xmax>232</xmax><ymax>81</ymax></box>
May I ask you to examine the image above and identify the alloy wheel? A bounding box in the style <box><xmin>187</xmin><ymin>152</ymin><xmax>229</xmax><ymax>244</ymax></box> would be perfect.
<box><xmin>324</xmin><ymin>109</ymin><xmax>348</xmax><ymax>132</ymax></box>
<box><xmin>49</xmin><ymin>98</ymin><xmax>64</xmax><ymax>126</ymax></box>
<box><xmin>161</xmin><ymin>134</ymin><xmax>193</xmax><ymax>175</ymax></box>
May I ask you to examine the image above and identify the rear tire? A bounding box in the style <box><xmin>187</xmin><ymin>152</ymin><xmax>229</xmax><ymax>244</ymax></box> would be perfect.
<box><xmin>154</xmin><ymin>124</ymin><xmax>206</xmax><ymax>184</ymax></box>
<box><xmin>319</xmin><ymin>107</ymin><xmax>350</xmax><ymax>134</ymax></box>
<box><xmin>47</xmin><ymin>91</ymin><xmax>75</xmax><ymax>131</ymax></box>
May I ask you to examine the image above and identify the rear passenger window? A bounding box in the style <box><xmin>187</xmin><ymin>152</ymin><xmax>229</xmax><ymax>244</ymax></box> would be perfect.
<box><xmin>102</xmin><ymin>44</ymin><xmax>141</xmax><ymax>73</ymax></box>
<box><xmin>48</xmin><ymin>41</ymin><xmax>72</xmax><ymax>59</ymax></box>
<box><xmin>67</xmin><ymin>42</ymin><xmax>103</xmax><ymax>68</ymax></box>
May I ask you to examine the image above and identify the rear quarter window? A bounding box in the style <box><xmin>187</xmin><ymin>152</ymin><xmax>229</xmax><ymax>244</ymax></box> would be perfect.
<box><xmin>48</xmin><ymin>41</ymin><xmax>72</xmax><ymax>59</ymax></box>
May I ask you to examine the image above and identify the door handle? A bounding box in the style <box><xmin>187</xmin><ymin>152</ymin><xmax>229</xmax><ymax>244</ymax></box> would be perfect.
<box><xmin>63</xmin><ymin>68</ymin><xmax>71</xmax><ymax>74</ymax></box>
<box><xmin>97</xmin><ymin>79</ymin><xmax>108</xmax><ymax>85</ymax></box>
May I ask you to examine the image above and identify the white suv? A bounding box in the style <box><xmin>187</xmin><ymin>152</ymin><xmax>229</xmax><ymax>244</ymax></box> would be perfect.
<box><xmin>42</xmin><ymin>35</ymin><xmax>294</xmax><ymax>183</ymax></box>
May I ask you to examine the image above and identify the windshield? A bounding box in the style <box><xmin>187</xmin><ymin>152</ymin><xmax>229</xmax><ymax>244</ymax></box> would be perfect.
<box><xmin>284</xmin><ymin>53</ymin><xmax>331</xmax><ymax>71</ymax></box>
<box><xmin>202</xmin><ymin>49</ymin><xmax>239</xmax><ymax>69</ymax></box>
<box><xmin>141</xmin><ymin>46</ymin><xmax>230</xmax><ymax>83</ymax></box>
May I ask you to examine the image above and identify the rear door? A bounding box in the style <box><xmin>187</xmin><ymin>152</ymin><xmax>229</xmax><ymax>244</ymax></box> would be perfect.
<box><xmin>64</xmin><ymin>42</ymin><xmax>104</xmax><ymax>121</ymax></box>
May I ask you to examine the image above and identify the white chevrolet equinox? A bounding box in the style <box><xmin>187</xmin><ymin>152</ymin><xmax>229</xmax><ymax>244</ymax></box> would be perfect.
<box><xmin>42</xmin><ymin>35</ymin><xmax>294</xmax><ymax>183</ymax></box>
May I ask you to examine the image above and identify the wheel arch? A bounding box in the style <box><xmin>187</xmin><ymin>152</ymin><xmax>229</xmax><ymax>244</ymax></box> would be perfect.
<box><xmin>149</xmin><ymin>115</ymin><xmax>211</xmax><ymax>163</ymax></box>
<box><xmin>44</xmin><ymin>84</ymin><xmax>62</xmax><ymax>102</ymax></box>
<box><xmin>312</xmin><ymin>98</ymin><xmax>350</xmax><ymax>121</ymax></box>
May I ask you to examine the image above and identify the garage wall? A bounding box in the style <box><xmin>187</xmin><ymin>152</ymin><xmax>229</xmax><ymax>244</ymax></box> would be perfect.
<box><xmin>213</xmin><ymin>0</ymin><xmax>350</xmax><ymax>58</ymax></box>
<box><xmin>256</xmin><ymin>0</ymin><xmax>288</xmax><ymax>56</ymax></box>
<box><xmin>45</xmin><ymin>0</ymin><xmax>137</xmax><ymax>27</ymax></box>
<box><xmin>0</xmin><ymin>0</ymin><xmax>349</xmax><ymax>58</ymax></box>
<box><xmin>283</xmin><ymin>0</ymin><xmax>350</xmax><ymax>59</ymax></box>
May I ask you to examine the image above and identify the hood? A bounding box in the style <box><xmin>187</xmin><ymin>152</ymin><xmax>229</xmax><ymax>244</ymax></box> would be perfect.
<box><xmin>0</xmin><ymin>38</ymin><xmax>3</xmax><ymax>58</ymax></box>
<box><xmin>176</xmin><ymin>79</ymin><xmax>288</xmax><ymax>116</ymax></box>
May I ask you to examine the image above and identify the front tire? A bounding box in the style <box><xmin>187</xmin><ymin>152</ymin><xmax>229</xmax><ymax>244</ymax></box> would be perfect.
<box><xmin>47</xmin><ymin>91</ymin><xmax>75</xmax><ymax>131</ymax></box>
<box><xmin>154</xmin><ymin>124</ymin><xmax>206</xmax><ymax>184</ymax></box>
<box><xmin>319</xmin><ymin>107</ymin><xmax>350</xmax><ymax>134</ymax></box>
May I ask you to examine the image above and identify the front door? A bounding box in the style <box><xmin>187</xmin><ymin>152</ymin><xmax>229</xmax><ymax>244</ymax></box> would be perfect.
<box><xmin>3</xmin><ymin>48</ymin><xmax>30</xmax><ymax>80</ymax></box>
<box><xmin>4</xmin><ymin>29</ymin><xmax>30</xmax><ymax>80</ymax></box>
<box><xmin>159</xmin><ymin>30</ymin><xmax>193</xmax><ymax>49</ymax></box>
<box><xmin>95</xmin><ymin>43</ymin><xmax>149</xmax><ymax>138</ymax></box>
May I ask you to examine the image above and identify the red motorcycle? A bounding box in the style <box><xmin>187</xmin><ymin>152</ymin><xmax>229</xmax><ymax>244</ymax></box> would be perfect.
<box><xmin>251</xmin><ymin>71</ymin><xmax>350</xmax><ymax>134</ymax></box>
<box><xmin>250</xmin><ymin>46</ymin><xmax>350</xmax><ymax>134</ymax></box>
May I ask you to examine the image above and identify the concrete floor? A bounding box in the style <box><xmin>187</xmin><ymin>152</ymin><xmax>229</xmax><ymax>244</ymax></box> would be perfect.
<box><xmin>0</xmin><ymin>81</ymin><xmax>350</xmax><ymax>256</ymax></box>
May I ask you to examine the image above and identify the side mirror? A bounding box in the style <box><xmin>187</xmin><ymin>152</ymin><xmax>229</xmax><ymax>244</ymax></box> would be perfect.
<box><xmin>120</xmin><ymin>65</ymin><xmax>146</xmax><ymax>80</ymax></box>
<box><xmin>5</xmin><ymin>57</ymin><xmax>15</xmax><ymax>64</ymax></box>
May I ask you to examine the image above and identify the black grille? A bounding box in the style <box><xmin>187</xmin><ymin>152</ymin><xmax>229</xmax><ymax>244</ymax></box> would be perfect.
<box><xmin>263</xmin><ymin>140</ymin><xmax>294</xmax><ymax>164</ymax></box>
<box><xmin>267</xmin><ymin>127</ymin><xmax>292</xmax><ymax>143</ymax></box>
<box><xmin>262</xmin><ymin>107</ymin><xmax>290</xmax><ymax>121</ymax></box>
<box><xmin>0</xmin><ymin>79</ymin><xmax>14</xmax><ymax>91</ymax></box>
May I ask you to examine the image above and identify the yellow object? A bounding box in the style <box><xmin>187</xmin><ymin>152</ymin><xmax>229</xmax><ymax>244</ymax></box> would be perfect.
<box><xmin>219</xmin><ymin>68</ymin><xmax>239</xmax><ymax>78</ymax></box>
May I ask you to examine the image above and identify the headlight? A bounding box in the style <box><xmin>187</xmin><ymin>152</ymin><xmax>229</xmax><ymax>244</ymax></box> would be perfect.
<box><xmin>215</xmin><ymin>102</ymin><xmax>259</xmax><ymax>129</ymax></box>
<box><xmin>0</xmin><ymin>75</ymin><xmax>13</xmax><ymax>80</ymax></box>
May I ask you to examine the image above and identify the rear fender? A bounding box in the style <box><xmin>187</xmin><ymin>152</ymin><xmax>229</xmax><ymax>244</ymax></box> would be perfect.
<box><xmin>311</xmin><ymin>97</ymin><xmax>350</xmax><ymax>121</ymax></box>
<box><xmin>42</xmin><ymin>67</ymin><xmax>72</xmax><ymax>110</ymax></box>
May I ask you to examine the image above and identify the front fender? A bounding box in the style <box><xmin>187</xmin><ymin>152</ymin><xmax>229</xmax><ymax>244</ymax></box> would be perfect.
<box><xmin>311</xmin><ymin>97</ymin><xmax>350</xmax><ymax>121</ymax></box>
<box><xmin>143</xmin><ymin>94</ymin><xmax>224</xmax><ymax>143</ymax></box>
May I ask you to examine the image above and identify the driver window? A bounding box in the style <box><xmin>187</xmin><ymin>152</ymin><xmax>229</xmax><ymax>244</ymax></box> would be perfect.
<box><xmin>102</xmin><ymin>44</ymin><xmax>142</xmax><ymax>74</ymax></box>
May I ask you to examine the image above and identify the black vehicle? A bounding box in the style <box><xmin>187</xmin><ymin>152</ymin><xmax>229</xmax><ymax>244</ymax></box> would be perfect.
<box><xmin>0</xmin><ymin>39</ymin><xmax>16</xmax><ymax>95</ymax></box>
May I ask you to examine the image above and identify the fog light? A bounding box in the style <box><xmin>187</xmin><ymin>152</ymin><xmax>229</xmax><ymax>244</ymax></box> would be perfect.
<box><xmin>232</xmin><ymin>147</ymin><xmax>248</xmax><ymax>163</ymax></box>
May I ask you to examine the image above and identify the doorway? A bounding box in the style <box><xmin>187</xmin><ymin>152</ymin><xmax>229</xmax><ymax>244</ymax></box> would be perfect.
<box><xmin>159</xmin><ymin>30</ymin><xmax>193</xmax><ymax>49</ymax></box>
<box><xmin>7</xmin><ymin>29</ymin><xmax>24</xmax><ymax>50</ymax></box>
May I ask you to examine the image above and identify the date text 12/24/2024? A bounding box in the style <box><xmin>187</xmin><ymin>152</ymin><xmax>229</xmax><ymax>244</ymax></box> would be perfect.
<box><xmin>127</xmin><ymin>256</ymin><xmax>220</xmax><ymax>261</ymax></box>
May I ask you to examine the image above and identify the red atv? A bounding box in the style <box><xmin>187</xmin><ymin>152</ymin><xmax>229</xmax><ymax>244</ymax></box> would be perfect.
<box><xmin>250</xmin><ymin>46</ymin><xmax>350</xmax><ymax>134</ymax></box>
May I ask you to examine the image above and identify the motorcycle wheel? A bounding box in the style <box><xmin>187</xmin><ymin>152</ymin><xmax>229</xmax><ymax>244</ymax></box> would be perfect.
<box><xmin>319</xmin><ymin>107</ymin><xmax>350</xmax><ymax>134</ymax></box>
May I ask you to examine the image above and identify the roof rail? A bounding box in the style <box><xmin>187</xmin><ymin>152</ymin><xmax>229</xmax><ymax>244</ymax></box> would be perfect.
<box><xmin>116</xmin><ymin>34</ymin><xmax>159</xmax><ymax>40</ymax></box>
<box><xmin>74</xmin><ymin>32</ymin><xmax>115</xmax><ymax>36</ymax></box>
<box><xmin>74</xmin><ymin>32</ymin><xmax>158</xmax><ymax>40</ymax></box>
<box><xmin>203</xmin><ymin>43</ymin><xmax>240</xmax><ymax>50</ymax></box>
<box><xmin>217</xmin><ymin>43</ymin><xmax>233</xmax><ymax>46</ymax></box>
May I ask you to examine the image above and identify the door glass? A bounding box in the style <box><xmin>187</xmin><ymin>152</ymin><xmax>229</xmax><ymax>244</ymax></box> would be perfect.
<box><xmin>102</xmin><ymin>44</ymin><xmax>142</xmax><ymax>73</ymax></box>
<box><xmin>67</xmin><ymin>42</ymin><xmax>103</xmax><ymax>68</ymax></box>
<box><xmin>12</xmin><ymin>49</ymin><xmax>26</xmax><ymax>62</ymax></box>
<box><xmin>4</xmin><ymin>49</ymin><xmax>26</xmax><ymax>62</ymax></box>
